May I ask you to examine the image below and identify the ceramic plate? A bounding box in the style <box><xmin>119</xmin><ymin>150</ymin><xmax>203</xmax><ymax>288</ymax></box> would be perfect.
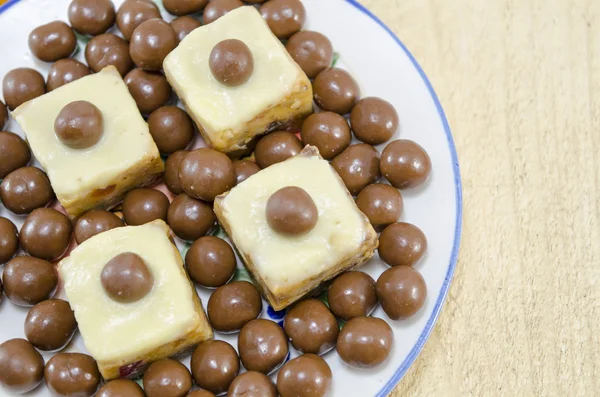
<box><xmin>0</xmin><ymin>0</ymin><xmax>462</xmax><ymax>395</ymax></box>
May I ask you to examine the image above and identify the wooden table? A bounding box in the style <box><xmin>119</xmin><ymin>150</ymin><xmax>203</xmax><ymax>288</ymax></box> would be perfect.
<box><xmin>358</xmin><ymin>0</ymin><xmax>600</xmax><ymax>395</ymax></box>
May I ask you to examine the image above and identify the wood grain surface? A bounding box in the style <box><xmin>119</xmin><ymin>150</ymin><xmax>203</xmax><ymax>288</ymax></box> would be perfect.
<box><xmin>357</xmin><ymin>0</ymin><xmax>600</xmax><ymax>395</ymax></box>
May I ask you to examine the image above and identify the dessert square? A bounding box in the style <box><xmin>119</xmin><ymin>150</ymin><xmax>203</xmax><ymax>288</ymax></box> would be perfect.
<box><xmin>12</xmin><ymin>66</ymin><xmax>164</xmax><ymax>218</ymax></box>
<box><xmin>214</xmin><ymin>146</ymin><xmax>378</xmax><ymax>310</ymax></box>
<box><xmin>58</xmin><ymin>220</ymin><xmax>213</xmax><ymax>380</ymax></box>
<box><xmin>163</xmin><ymin>6</ymin><xmax>313</xmax><ymax>155</ymax></box>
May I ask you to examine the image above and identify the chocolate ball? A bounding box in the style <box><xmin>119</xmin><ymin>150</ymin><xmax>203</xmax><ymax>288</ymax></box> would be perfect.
<box><xmin>164</xmin><ymin>0</ymin><xmax>208</xmax><ymax>16</ymax></box>
<box><xmin>0</xmin><ymin>100</ymin><xmax>7</xmax><ymax>129</ymax></box>
<box><xmin>101</xmin><ymin>252</ymin><xmax>154</xmax><ymax>303</ymax></box>
<box><xmin>28</xmin><ymin>21</ymin><xmax>76</xmax><ymax>62</ymax></box>
<box><xmin>286</xmin><ymin>31</ymin><xmax>333</xmax><ymax>79</ymax></box>
<box><xmin>179</xmin><ymin>148</ymin><xmax>236</xmax><ymax>201</ymax></box>
<box><xmin>167</xmin><ymin>193</ymin><xmax>216</xmax><ymax>241</ymax></box>
<box><xmin>377</xmin><ymin>265</ymin><xmax>427</xmax><ymax>320</ymax></box>
<box><xmin>130</xmin><ymin>19</ymin><xmax>178</xmax><ymax>71</ymax></box>
<box><xmin>313</xmin><ymin>68</ymin><xmax>360</xmax><ymax>115</ymax></box>
<box><xmin>25</xmin><ymin>299</ymin><xmax>77</xmax><ymax>351</ymax></box>
<box><xmin>148</xmin><ymin>106</ymin><xmax>195</xmax><ymax>154</ymax></box>
<box><xmin>116</xmin><ymin>0</ymin><xmax>162</xmax><ymax>41</ymax></box>
<box><xmin>0</xmin><ymin>217</ymin><xmax>18</xmax><ymax>264</ymax></box>
<box><xmin>74</xmin><ymin>210</ymin><xmax>124</xmax><ymax>244</ymax></box>
<box><xmin>228</xmin><ymin>371</ymin><xmax>277</xmax><ymax>397</ymax></box>
<box><xmin>233</xmin><ymin>159</ymin><xmax>260</xmax><ymax>184</ymax></box>
<box><xmin>124</xmin><ymin>68</ymin><xmax>172</xmax><ymax>114</ymax></box>
<box><xmin>254</xmin><ymin>131</ymin><xmax>303</xmax><ymax>168</ymax></box>
<box><xmin>187</xmin><ymin>391</ymin><xmax>215</xmax><ymax>397</ymax></box>
<box><xmin>47</xmin><ymin>59</ymin><xmax>91</xmax><ymax>91</ymax></box>
<box><xmin>350</xmin><ymin>97</ymin><xmax>399</xmax><ymax>145</ymax></box>
<box><xmin>0</xmin><ymin>131</ymin><xmax>31</xmax><ymax>179</ymax></box>
<box><xmin>202</xmin><ymin>0</ymin><xmax>243</xmax><ymax>24</ymax></box>
<box><xmin>54</xmin><ymin>100</ymin><xmax>104</xmax><ymax>149</ymax></box>
<box><xmin>239</xmin><ymin>319</ymin><xmax>288</xmax><ymax>374</ymax></box>
<box><xmin>284</xmin><ymin>299</ymin><xmax>338</xmax><ymax>355</ymax></box>
<box><xmin>3</xmin><ymin>256</ymin><xmax>58</xmax><ymax>306</ymax></box>
<box><xmin>0</xmin><ymin>338</ymin><xmax>45</xmax><ymax>394</ymax></box>
<box><xmin>277</xmin><ymin>354</ymin><xmax>332</xmax><ymax>397</ymax></box>
<box><xmin>381</xmin><ymin>139</ymin><xmax>431</xmax><ymax>189</ymax></box>
<box><xmin>143</xmin><ymin>359</ymin><xmax>193</xmax><ymax>397</ymax></box>
<box><xmin>191</xmin><ymin>340</ymin><xmax>240</xmax><ymax>395</ymax></box>
<box><xmin>0</xmin><ymin>167</ymin><xmax>54</xmax><ymax>215</ymax></box>
<box><xmin>378</xmin><ymin>222</ymin><xmax>427</xmax><ymax>267</ymax></box>
<box><xmin>45</xmin><ymin>353</ymin><xmax>100</xmax><ymax>397</ymax></box>
<box><xmin>266</xmin><ymin>186</ymin><xmax>318</xmax><ymax>235</ymax></box>
<box><xmin>122</xmin><ymin>188</ymin><xmax>170</xmax><ymax>225</ymax></box>
<box><xmin>185</xmin><ymin>236</ymin><xmax>236</xmax><ymax>288</ymax></box>
<box><xmin>171</xmin><ymin>16</ymin><xmax>202</xmax><ymax>42</ymax></box>
<box><xmin>207</xmin><ymin>281</ymin><xmax>262</xmax><ymax>333</ymax></box>
<box><xmin>85</xmin><ymin>33</ymin><xmax>134</xmax><ymax>76</ymax></box>
<box><xmin>336</xmin><ymin>317</ymin><xmax>393</xmax><ymax>368</ymax></box>
<box><xmin>331</xmin><ymin>143</ymin><xmax>380</xmax><ymax>195</ymax></box>
<box><xmin>355</xmin><ymin>183</ymin><xmax>403</xmax><ymax>227</ymax></box>
<box><xmin>209</xmin><ymin>39</ymin><xmax>254</xmax><ymax>87</ymax></box>
<box><xmin>301</xmin><ymin>112</ymin><xmax>351</xmax><ymax>160</ymax></box>
<box><xmin>68</xmin><ymin>0</ymin><xmax>116</xmax><ymax>36</ymax></box>
<box><xmin>20</xmin><ymin>208</ymin><xmax>72</xmax><ymax>261</ymax></box>
<box><xmin>97</xmin><ymin>379</ymin><xmax>145</xmax><ymax>397</ymax></box>
<box><xmin>328</xmin><ymin>271</ymin><xmax>377</xmax><ymax>320</ymax></box>
<box><xmin>2</xmin><ymin>68</ymin><xmax>46</xmax><ymax>110</ymax></box>
<box><xmin>165</xmin><ymin>150</ymin><xmax>188</xmax><ymax>195</ymax></box>
<box><xmin>260</xmin><ymin>0</ymin><xmax>305</xmax><ymax>39</ymax></box>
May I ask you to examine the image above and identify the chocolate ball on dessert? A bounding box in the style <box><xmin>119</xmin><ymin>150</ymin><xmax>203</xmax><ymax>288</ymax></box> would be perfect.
<box><xmin>0</xmin><ymin>100</ymin><xmax>7</xmax><ymax>129</ymax></box>
<box><xmin>97</xmin><ymin>379</ymin><xmax>146</xmax><ymax>397</ymax></box>
<box><xmin>0</xmin><ymin>131</ymin><xmax>31</xmax><ymax>179</ymax></box>
<box><xmin>45</xmin><ymin>353</ymin><xmax>100</xmax><ymax>397</ymax></box>
<box><xmin>3</xmin><ymin>256</ymin><xmax>58</xmax><ymax>307</ymax></box>
<box><xmin>378</xmin><ymin>222</ymin><xmax>427</xmax><ymax>267</ymax></box>
<box><xmin>130</xmin><ymin>19</ymin><xmax>178</xmax><ymax>71</ymax></box>
<box><xmin>124</xmin><ymin>68</ymin><xmax>172</xmax><ymax>114</ymax></box>
<box><xmin>68</xmin><ymin>0</ymin><xmax>116</xmax><ymax>36</ymax></box>
<box><xmin>25</xmin><ymin>299</ymin><xmax>77</xmax><ymax>351</ymax></box>
<box><xmin>209</xmin><ymin>39</ymin><xmax>254</xmax><ymax>87</ymax></box>
<box><xmin>331</xmin><ymin>143</ymin><xmax>381</xmax><ymax>195</ymax></box>
<box><xmin>167</xmin><ymin>193</ymin><xmax>216</xmax><ymax>241</ymax></box>
<box><xmin>355</xmin><ymin>183</ymin><xmax>403</xmax><ymax>228</ymax></box>
<box><xmin>229</xmin><ymin>371</ymin><xmax>277</xmax><ymax>397</ymax></box>
<box><xmin>277</xmin><ymin>354</ymin><xmax>332</xmax><ymax>397</ymax></box>
<box><xmin>377</xmin><ymin>265</ymin><xmax>427</xmax><ymax>320</ymax></box>
<box><xmin>165</xmin><ymin>150</ymin><xmax>188</xmax><ymax>195</ymax></box>
<box><xmin>179</xmin><ymin>148</ymin><xmax>236</xmax><ymax>201</ymax></box>
<box><xmin>202</xmin><ymin>0</ymin><xmax>243</xmax><ymax>24</ymax></box>
<box><xmin>336</xmin><ymin>317</ymin><xmax>393</xmax><ymax>368</ymax></box>
<box><xmin>47</xmin><ymin>59</ymin><xmax>91</xmax><ymax>92</ymax></box>
<box><xmin>20</xmin><ymin>208</ymin><xmax>72</xmax><ymax>261</ymax></box>
<box><xmin>350</xmin><ymin>97</ymin><xmax>399</xmax><ymax>145</ymax></box>
<box><xmin>143</xmin><ymin>358</ymin><xmax>193</xmax><ymax>397</ymax></box>
<box><xmin>301</xmin><ymin>112</ymin><xmax>351</xmax><ymax>160</ymax></box>
<box><xmin>2</xmin><ymin>68</ymin><xmax>46</xmax><ymax>110</ymax></box>
<box><xmin>185</xmin><ymin>236</ymin><xmax>236</xmax><ymax>288</ymax></box>
<box><xmin>74</xmin><ymin>210</ymin><xmax>124</xmax><ymax>244</ymax></box>
<box><xmin>101</xmin><ymin>252</ymin><xmax>154</xmax><ymax>303</ymax></box>
<box><xmin>55</xmin><ymin>100</ymin><xmax>104</xmax><ymax>149</ymax></box>
<box><xmin>381</xmin><ymin>139</ymin><xmax>432</xmax><ymax>189</ymax></box>
<box><xmin>286</xmin><ymin>31</ymin><xmax>333</xmax><ymax>79</ymax></box>
<box><xmin>148</xmin><ymin>106</ymin><xmax>195</xmax><ymax>155</ymax></box>
<box><xmin>28</xmin><ymin>21</ymin><xmax>76</xmax><ymax>62</ymax></box>
<box><xmin>116</xmin><ymin>0</ymin><xmax>162</xmax><ymax>41</ymax></box>
<box><xmin>122</xmin><ymin>188</ymin><xmax>170</xmax><ymax>225</ymax></box>
<box><xmin>0</xmin><ymin>217</ymin><xmax>18</xmax><ymax>264</ymax></box>
<box><xmin>187</xmin><ymin>391</ymin><xmax>216</xmax><ymax>397</ymax></box>
<box><xmin>238</xmin><ymin>319</ymin><xmax>289</xmax><ymax>374</ymax></box>
<box><xmin>284</xmin><ymin>299</ymin><xmax>338</xmax><ymax>355</ymax></box>
<box><xmin>171</xmin><ymin>16</ymin><xmax>201</xmax><ymax>42</ymax></box>
<box><xmin>208</xmin><ymin>281</ymin><xmax>262</xmax><ymax>333</ymax></box>
<box><xmin>254</xmin><ymin>131</ymin><xmax>303</xmax><ymax>168</ymax></box>
<box><xmin>85</xmin><ymin>33</ymin><xmax>133</xmax><ymax>76</ymax></box>
<box><xmin>266</xmin><ymin>186</ymin><xmax>318</xmax><ymax>235</ymax></box>
<box><xmin>313</xmin><ymin>68</ymin><xmax>360</xmax><ymax>115</ymax></box>
<box><xmin>328</xmin><ymin>271</ymin><xmax>377</xmax><ymax>320</ymax></box>
<box><xmin>260</xmin><ymin>0</ymin><xmax>306</xmax><ymax>39</ymax></box>
<box><xmin>164</xmin><ymin>0</ymin><xmax>208</xmax><ymax>16</ymax></box>
<box><xmin>0</xmin><ymin>167</ymin><xmax>54</xmax><ymax>215</ymax></box>
<box><xmin>191</xmin><ymin>340</ymin><xmax>240</xmax><ymax>395</ymax></box>
<box><xmin>233</xmin><ymin>160</ymin><xmax>260</xmax><ymax>184</ymax></box>
<box><xmin>0</xmin><ymin>338</ymin><xmax>45</xmax><ymax>394</ymax></box>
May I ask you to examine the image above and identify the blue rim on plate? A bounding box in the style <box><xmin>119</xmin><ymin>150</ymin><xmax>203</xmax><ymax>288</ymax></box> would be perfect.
<box><xmin>0</xmin><ymin>0</ymin><xmax>463</xmax><ymax>395</ymax></box>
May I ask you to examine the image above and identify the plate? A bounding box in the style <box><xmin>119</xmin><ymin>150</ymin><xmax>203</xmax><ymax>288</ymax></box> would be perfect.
<box><xmin>0</xmin><ymin>0</ymin><xmax>462</xmax><ymax>395</ymax></box>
